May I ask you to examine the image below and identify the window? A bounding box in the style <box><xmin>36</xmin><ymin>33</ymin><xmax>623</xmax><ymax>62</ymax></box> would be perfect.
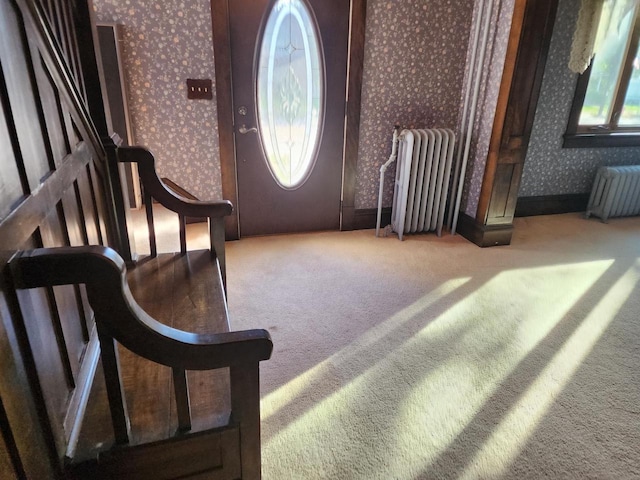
<box><xmin>256</xmin><ymin>0</ymin><xmax>323</xmax><ymax>189</ymax></box>
<box><xmin>565</xmin><ymin>0</ymin><xmax>640</xmax><ymax>147</ymax></box>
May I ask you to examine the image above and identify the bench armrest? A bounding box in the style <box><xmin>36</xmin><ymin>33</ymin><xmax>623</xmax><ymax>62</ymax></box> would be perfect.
<box><xmin>117</xmin><ymin>146</ymin><xmax>231</xmax><ymax>285</ymax></box>
<box><xmin>10</xmin><ymin>246</ymin><xmax>272</xmax><ymax>369</ymax></box>
<box><xmin>117</xmin><ymin>146</ymin><xmax>232</xmax><ymax>219</ymax></box>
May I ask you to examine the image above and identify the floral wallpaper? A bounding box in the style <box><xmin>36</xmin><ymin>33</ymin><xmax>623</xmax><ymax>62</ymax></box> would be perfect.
<box><xmin>459</xmin><ymin>0</ymin><xmax>515</xmax><ymax>218</ymax></box>
<box><xmin>520</xmin><ymin>0</ymin><xmax>640</xmax><ymax>197</ymax></box>
<box><xmin>354</xmin><ymin>0</ymin><xmax>474</xmax><ymax>210</ymax></box>
<box><xmin>92</xmin><ymin>0</ymin><xmax>636</xmax><ymax>215</ymax></box>
<box><xmin>93</xmin><ymin>0</ymin><xmax>508</xmax><ymax>212</ymax></box>
<box><xmin>93</xmin><ymin>0</ymin><xmax>222</xmax><ymax>201</ymax></box>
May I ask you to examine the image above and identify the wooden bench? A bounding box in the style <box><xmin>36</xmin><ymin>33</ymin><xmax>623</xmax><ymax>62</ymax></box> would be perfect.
<box><xmin>9</xmin><ymin>148</ymin><xmax>273</xmax><ymax>479</ymax></box>
<box><xmin>0</xmin><ymin>2</ymin><xmax>275</xmax><ymax>477</ymax></box>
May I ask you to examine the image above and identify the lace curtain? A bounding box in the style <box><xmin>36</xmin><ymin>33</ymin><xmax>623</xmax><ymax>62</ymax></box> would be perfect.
<box><xmin>569</xmin><ymin>0</ymin><xmax>606</xmax><ymax>73</ymax></box>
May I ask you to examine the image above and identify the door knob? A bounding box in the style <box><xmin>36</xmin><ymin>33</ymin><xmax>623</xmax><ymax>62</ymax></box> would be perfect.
<box><xmin>238</xmin><ymin>124</ymin><xmax>258</xmax><ymax>134</ymax></box>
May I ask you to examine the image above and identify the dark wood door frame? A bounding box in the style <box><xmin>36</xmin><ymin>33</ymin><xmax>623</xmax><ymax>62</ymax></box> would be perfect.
<box><xmin>458</xmin><ymin>0</ymin><xmax>559</xmax><ymax>247</ymax></box>
<box><xmin>210</xmin><ymin>0</ymin><xmax>367</xmax><ymax>240</ymax></box>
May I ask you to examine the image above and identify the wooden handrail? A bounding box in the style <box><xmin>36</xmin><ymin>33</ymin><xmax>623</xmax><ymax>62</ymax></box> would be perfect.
<box><xmin>10</xmin><ymin>246</ymin><xmax>273</xmax><ymax>370</ymax></box>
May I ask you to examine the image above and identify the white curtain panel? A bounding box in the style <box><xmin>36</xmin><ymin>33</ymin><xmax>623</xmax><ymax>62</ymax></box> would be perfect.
<box><xmin>569</xmin><ymin>0</ymin><xmax>606</xmax><ymax>73</ymax></box>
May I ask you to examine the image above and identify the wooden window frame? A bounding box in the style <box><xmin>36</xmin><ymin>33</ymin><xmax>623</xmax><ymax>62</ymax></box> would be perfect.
<box><xmin>564</xmin><ymin>6</ymin><xmax>640</xmax><ymax>148</ymax></box>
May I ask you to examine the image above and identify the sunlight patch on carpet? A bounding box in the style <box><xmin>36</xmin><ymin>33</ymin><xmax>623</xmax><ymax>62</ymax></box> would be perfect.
<box><xmin>388</xmin><ymin>260</ymin><xmax>613</xmax><ymax>476</ymax></box>
<box><xmin>263</xmin><ymin>260</ymin><xmax>613</xmax><ymax>479</ymax></box>
<box><xmin>458</xmin><ymin>259</ymin><xmax>640</xmax><ymax>479</ymax></box>
<box><xmin>261</xmin><ymin>277</ymin><xmax>472</xmax><ymax>421</ymax></box>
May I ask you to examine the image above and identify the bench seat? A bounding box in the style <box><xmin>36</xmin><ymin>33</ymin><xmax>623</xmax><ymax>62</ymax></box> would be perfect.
<box><xmin>11</xmin><ymin>246</ymin><xmax>272</xmax><ymax>479</ymax></box>
<box><xmin>10</xmin><ymin>143</ymin><xmax>272</xmax><ymax>479</ymax></box>
<box><xmin>66</xmin><ymin>249</ymin><xmax>234</xmax><ymax>478</ymax></box>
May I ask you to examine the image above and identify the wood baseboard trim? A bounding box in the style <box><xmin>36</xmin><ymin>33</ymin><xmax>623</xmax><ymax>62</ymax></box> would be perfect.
<box><xmin>515</xmin><ymin>193</ymin><xmax>589</xmax><ymax>217</ymax></box>
<box><xmin>341</xmin><ymin>206</ymin><xmax>356</xmax><ymax>231</ymax></box>
<box><xmin>351</xmin><ymin>208</ymin><xmax>392</xmax><ymax>230</ymax></box>
<box><xmin>457</xmin><ymin>212</ymin><xmax>513</xmax><ymax>247</ymax></box>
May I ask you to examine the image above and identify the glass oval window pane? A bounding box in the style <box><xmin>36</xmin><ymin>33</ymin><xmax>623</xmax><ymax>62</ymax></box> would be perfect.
<box><xmin>257</xmin><ymin>0</ymin><xmax>323</xmax><ymax>189</ymax></box>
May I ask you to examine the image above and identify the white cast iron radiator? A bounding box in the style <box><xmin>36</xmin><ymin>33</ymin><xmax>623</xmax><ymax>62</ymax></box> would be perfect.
<box><xmin>586</xmin><ymin>165</ymin><xmax>640</xmax><ymax>222</ymax></box>
<box><xmin>387</xmin><ymin>129</ymin><xmax>455</xmax><ymax>239</ymax></box>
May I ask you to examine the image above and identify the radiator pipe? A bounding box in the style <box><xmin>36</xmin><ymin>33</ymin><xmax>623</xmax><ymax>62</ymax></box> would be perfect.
<box><xmin>448</xmin><ymin>0</ymin><xmax>485</xmax><ymax>230</ymax></box>
<box><xmin>451</xmin><ymin>0</ymin><xmax>494</xmax><ymax>235</ymax></box>
<box><xmin>376</xmin><ymin>125</ymin><xmax>401</xmax><ymax>237</ymax></box>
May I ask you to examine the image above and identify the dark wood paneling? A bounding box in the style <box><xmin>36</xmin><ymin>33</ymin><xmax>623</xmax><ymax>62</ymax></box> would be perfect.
<box><xmin>44</xmin><ymin>0</ymin><xmax>85</xmax><ymax>102</ymax></box>
<box><xmin>57</xmin><ymin>1</ymin><xmax>83</xmax><ymax>97</ymax></box>
<box><xmin>41</xmin><ymin>0</ymin><xmax>63</xmax><ymax>53</ymax></box>
<box><xmin>0</xmin><ymin>146</ymin><xmax>91</xmax><ymax>251</ymax></box>
<box><xmin>33</xmin><ymin>52</ymin><xmax>70</xmax><ymax>165</ymax></box>
<box><xmin>486</xmin><ymin>163</ymin><xmax>524</xmax><ymax>225</ymax></box>
<box><xmin>50</xmin><ymin>1</ymin><xmax>71</xmax><ymax>72</ymax></box>
<box><xmin>501</xmin><ymin>4</ymin><xmax>551</xmax><ymax>149</ymax></box>
<box><xmin>88</xmin><ymin>161</ymin><xmax>107</xmax><ymax>245</ymax></box>
<box><xmin>41</xmin><ymin>205</ymin><xmax>87</xmax><ymax>382</ymax></box>
<box><xmin>0</xmin><ymin>398</ymin><xmax>21</xmax><ymax>480</ymax></box>
<box><xmin>0</xmin><ymin>284</ymin><xmax>57</xmax><ymax>479</ymax></box>
<box><xmin>77</xmin><ymin>165</ymin><xmax>101</xmax><ymax>245</ymax></box>
<box><xmin>15</xmin><ymin>259</ymin><xmax>70</xmax><ymax>457</ymax></box>
<box><xmin>0</xmin><ymin>88</ymin><xmax>25</xmax><ymax>221</ymax></box>
<box><xmin>515</xmin><ymin>193</ymin><xmax>590</xmax><ymax>217</ymax></box>
<box><xmin>22</xmin><ymin>0</ymin><xmax>105</xmax><ymax>169</ymax></box>
<box><xmin>62</xmin><ymin>183</ymin><xmax>85</xmax><ymax>248</ymax></box>
<box><xmin>487</xmin><ymin>164</ymin><xmax>514</xmax><ymax>220</ymax></box>
<box><xmin>0</xmin><ymin>1</ymin><xmax>113</xmax><ymax>476</ymax></box>
<box><xmin>341</xmin><ymin>0</ymin><xmax>367</xmax><ymax>231</ymax></box>
<box><xmin>61</xmin><ymin>186</ymin><xmax>92</xmax><ymax>339</ymax></box>
<box><xmin>73</xmin><ymin>0</ymin><xmax>108</xmax><ymax>137</ymax></box>
<box><xmin>65</xmin><ymin>2</ymin><xmax>86</xmax><ymax>101</ymax></box>
<box><xmin>63</xmin><ymin>109</ymin><xmax>81</xmax><ymax>148</ymax></box>
<box><xmin>472</xmin><ymin>0</ymin><xmax>558</xmax><ymax>245</ymax></box>
<box><xmin>72</xmin><ymin>180</ymin><xmax>90</xmax><ymax>245</ymax></box>
<box><xmin>0</xmin><ymin>0</ymin><xmax>53</xmax><ymax>189</ymax></box>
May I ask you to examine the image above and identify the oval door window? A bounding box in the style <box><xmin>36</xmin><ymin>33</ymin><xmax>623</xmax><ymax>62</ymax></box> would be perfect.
<box><xmin>256</xmin><ymin>0</ymin><xmax>324</xmax><ymax>189</ymax></box>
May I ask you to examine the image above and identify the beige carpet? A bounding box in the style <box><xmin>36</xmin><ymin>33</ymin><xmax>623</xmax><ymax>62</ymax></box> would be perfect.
<box><xmin>132</xmin><ymin>210</ymin><xmax>640</xmax><ymax>479</ymax></box>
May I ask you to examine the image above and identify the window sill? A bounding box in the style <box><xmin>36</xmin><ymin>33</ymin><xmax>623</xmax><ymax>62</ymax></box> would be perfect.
<box><xmin>563</xmin><ymin>132</ymin><xmax>640</xmax><ymax>148</ymax></box>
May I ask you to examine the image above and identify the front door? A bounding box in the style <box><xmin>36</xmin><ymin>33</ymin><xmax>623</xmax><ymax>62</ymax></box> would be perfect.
<box><xmin>229</xmin><ymin>0</ymin><xmax>350</xmax><ymax>236</ymax></box>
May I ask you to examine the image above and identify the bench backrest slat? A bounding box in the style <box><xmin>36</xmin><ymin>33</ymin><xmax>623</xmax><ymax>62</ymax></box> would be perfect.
<box><xmin>172</xmin><ymin>368</ymin><xmax>192</xmax><ymax>432</ymax></box>
<box><xmin>179</xmin><ymin>214</ymin><xmax>187</xmax><ymax>255</ymax></box>
<box><xmin>143</xmin><ymin>187</ymin><xmax>157</xmax><ymax>257</ymax></box>
<box><xmin>98</xmin><ymin>327</ymin><xmax>130</xmax><ymax>445</ymax></box>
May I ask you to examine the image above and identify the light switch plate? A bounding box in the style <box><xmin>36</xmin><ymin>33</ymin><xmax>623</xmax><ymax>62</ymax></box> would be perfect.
<box><xmin>186</xmin><ymin>79</ymin><xmax>213</xmax><ymax>100</ymax></box>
